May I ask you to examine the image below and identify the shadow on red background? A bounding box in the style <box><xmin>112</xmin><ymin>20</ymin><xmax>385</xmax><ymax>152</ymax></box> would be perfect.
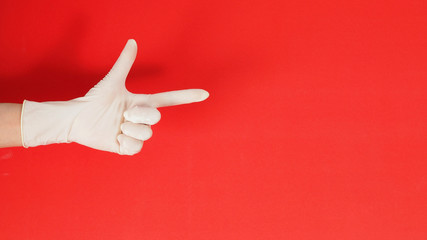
<box><xmin>0</xmin><ymin>17</ymin><xmax>164</xmax><ymax>102</ymax></box>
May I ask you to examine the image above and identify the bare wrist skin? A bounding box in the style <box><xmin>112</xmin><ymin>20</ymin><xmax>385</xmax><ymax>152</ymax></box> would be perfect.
<box><xmin>0</xmin><ymin>103</ymin><xmax>23</xmax><ymax>148</ymax></box>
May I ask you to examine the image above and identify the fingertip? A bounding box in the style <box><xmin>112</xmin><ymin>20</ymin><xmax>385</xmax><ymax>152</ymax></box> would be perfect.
<box><xmin>127</xmin><ymin>39</ymin><xmax>137</xmax><ymax>48</ymax></box>
<box><xmin>188</xmin><ymin>89</ymin><xmax>210</xmax><ymax>103</ymax></box>
<box><xmin>199</xmin><ymin>89</ymin><xmax>209</xmax><ymax>101</ymax></box>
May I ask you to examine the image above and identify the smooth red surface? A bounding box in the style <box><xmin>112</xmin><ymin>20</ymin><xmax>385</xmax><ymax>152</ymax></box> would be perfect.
<box><xmin>1</xmin><ymin>0</ymin><xmax>426</xmax><ymax>239</ymax></box>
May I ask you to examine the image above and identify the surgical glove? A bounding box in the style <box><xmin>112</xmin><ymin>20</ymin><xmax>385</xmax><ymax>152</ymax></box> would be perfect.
<box><xmin>21</xmin><ymin>39</ymin><xmax>209</xmax><ymax>155</ymax></box>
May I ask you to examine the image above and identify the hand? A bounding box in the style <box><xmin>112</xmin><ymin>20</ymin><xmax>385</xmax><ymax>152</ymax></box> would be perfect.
<box><xmin>21</xmin><ymin>39</ymin><xmax>209</xmax><ymax>155</ymax></box>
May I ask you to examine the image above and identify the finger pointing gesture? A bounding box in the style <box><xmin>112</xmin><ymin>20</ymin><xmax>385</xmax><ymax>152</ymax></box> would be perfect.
<box><xmin>21</xmin><ymin>39</ymin><xmax>209</xmax><ymax>155</ymax></box>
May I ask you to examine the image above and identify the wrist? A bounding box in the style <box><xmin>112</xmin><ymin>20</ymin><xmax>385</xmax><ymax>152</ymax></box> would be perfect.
<box><xmin>21</xmin><ymin>100</ymin><xmax>81</xmax><ymax>147</ymax></box>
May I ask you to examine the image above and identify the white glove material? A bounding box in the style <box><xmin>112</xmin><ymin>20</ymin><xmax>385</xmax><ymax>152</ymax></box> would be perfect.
<box><xmin>21</xmin><ymin>39</ymin><xmax>209</xmax><ymax>155</ymax></box>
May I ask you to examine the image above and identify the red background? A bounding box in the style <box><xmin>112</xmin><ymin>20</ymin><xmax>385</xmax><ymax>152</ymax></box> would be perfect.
<box><xmin>1</xmin><ymin>0</ymin><xmax>426</xmax><ymax>239</ymax></box>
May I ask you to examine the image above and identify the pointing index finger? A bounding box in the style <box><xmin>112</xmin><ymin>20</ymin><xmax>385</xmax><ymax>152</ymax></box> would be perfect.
<box><xmin>146</xmin><ymin>89</ymin><xmax>209</xmax><ymax>108</ymax></box>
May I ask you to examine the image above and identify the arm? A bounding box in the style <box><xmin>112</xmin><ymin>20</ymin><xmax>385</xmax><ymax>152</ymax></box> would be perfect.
<box><xmin>0</xmin><ymin>103</ymin><xmax>23</xmax><ymax>148</ymax></box>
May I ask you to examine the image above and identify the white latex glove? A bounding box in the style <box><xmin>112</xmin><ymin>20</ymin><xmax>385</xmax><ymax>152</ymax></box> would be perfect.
<box><xmin>21</xmin><ymin>39</ymin><xmax>209</xmax><ymax>155</ymax></box>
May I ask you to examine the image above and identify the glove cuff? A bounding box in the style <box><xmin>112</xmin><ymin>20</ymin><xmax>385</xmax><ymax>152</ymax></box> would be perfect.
<box><xmin>21</xmin><ymin>100</ymin><xmax>76</xmax><ymax>147</ymax></box>
<box><xmin>21</xmin><ymin>100</ymin><xmax>27</xmax><ymax>148</ymax></box>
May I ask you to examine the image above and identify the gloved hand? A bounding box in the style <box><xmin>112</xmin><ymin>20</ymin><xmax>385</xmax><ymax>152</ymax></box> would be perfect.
<box><xmin>21</xmin><ymin>39</ymin><xmax>209</xmax><ymax>155</ymax></box>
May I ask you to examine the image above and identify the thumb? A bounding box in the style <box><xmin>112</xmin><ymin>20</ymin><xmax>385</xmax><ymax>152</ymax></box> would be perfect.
<box><xmin>104</xmin><ymin>39</ymin><xmax>138</xmax><ymax>85</ymax></box>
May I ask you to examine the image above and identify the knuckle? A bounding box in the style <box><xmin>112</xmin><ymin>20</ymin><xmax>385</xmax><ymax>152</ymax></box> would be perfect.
<box><xmin>141</xmin><ymin>126</ymin><xmax>153</xmax><ymax>140</ymax></box>
<box><xmin>152</xmin><ymin>108</ymin><xmax>161</xmax><ymax>124</ymax></box>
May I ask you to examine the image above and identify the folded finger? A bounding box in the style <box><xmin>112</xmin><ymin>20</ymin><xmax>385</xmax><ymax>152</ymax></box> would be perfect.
<box><xmin>124</xmin><ymin>106</ymin><xmax>161</xmax><ymax>125</ymax></box>
<box><xmin>121</xmin><ymin>122</ymin><xmax>153</xmax><ymax>141</ymax></box>
<box><xmin>117</xmin><ymin>134</ymin><xmax>143</xmax><ymax>155</ymax></box>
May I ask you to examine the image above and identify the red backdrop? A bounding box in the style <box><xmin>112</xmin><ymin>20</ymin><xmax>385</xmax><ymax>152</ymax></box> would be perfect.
<box><xmin>1</xmin><ymin>0</ymin><xmax>426</xmax><ymax>239</ymax></box>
